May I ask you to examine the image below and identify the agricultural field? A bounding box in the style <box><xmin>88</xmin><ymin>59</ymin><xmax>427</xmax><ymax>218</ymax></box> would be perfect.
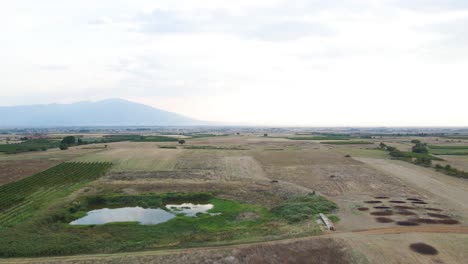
<box><xmin>0</xmin><ymin>132</ymin><xmax>467</xmax><ymax>263</ymax></box>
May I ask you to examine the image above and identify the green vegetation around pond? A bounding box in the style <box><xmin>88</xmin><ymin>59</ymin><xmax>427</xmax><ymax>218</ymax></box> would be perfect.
<box><xmin>0</xmin><ymin>191</ymin><xmax>336</xmax><ymax>257</ymax></box>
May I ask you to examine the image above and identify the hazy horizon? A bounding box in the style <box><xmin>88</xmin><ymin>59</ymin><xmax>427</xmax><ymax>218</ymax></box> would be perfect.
<box><xmin>2</xmin><ymin>1</ymin><xmax>468</xmax><ymax>126</ymax></box>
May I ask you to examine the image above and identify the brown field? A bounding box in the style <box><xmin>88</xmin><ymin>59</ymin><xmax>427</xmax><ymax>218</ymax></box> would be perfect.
<box><xmin>0</xmin><ymin>159</ymin><xmax>61</xmax><ymax>185</ymax></box>
<box><xmin>1</xmin><ymin>134</ymin><xmax>467</xmax><ymax>263</ymax></box>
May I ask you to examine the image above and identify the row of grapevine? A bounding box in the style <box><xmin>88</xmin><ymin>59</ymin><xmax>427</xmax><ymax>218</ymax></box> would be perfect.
<box><xmin>0</xmin><ymin>162</ymin><xmax>112</xmax><ymax>228</ymax></box>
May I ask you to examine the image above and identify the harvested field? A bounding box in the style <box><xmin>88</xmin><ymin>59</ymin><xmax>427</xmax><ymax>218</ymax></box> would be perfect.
<box><xmin>74</xmin><ymin>142</ymin><xmax>183</xmax><ymax>171</ymax></box>
<box><xmin>0</xmin><ymin>159</ymin><xmax>60</xmax><ymax>185</ymax></box>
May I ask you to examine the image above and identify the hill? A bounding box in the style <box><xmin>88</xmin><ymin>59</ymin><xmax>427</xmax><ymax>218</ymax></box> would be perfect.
<box><xmin>0</xmin><ymin>99</ymin><xmax>203</xmax><ymax>127</ymax></box>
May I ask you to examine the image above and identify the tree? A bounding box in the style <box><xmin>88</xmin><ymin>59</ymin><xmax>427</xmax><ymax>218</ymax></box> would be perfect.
<box><xmin>412</xmin><ymin>142</ymin><xmax>428</xmax><ymax>154</ymax></box>
<box><xmin>178</xmin><ymin>139</ymin><xmax>186</xmax><ymax>145</ymax></box>
<box><xmin>59</xmin><ymin>143</ymin><xmax>68</xmax><ymax>150</ymax></box>
<box><xmin>61</xmin><ymin>136</ymin><xmax>76</xmax><ymax>145</ymax></box>
<box><xmin>77</xmin><ymin>138</ymin><xmax>84</xmax><ymax>145</ymax></box>
<box><xmin>264</xmin><ymin>134</ymin><xmax>268</xmax><ymax>137</ymax></box>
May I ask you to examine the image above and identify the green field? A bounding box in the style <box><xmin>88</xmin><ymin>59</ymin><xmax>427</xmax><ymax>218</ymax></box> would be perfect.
<box><xmin>321</xmin><ymin>141</ymin><xmax>373</xmax><ymax>145</ymax></box>
<box><xmin>0</xmin><ymin>162</ymin><xmax>112</xmax><ymax>228</ymax></box>
<box><xmin>0</xmin><ymin>139</ymin><xmax>60</xmax><ymax>154</ymax></box>
<box><xmin>428</xmin><ymin>145</ymin><xmax>468</xmax><ymax>155</ymax></box>
<box><xmin>287</xmin><ymin>136</ymin><xmax>350</xmax><ymax>140</ymax></box>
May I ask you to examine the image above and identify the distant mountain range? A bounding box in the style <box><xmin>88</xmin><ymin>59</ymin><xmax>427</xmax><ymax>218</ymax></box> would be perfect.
<box><xmin>0</xmin><ymin>99</ymin><xmax>205</xmax><ymax>127</ymax></box>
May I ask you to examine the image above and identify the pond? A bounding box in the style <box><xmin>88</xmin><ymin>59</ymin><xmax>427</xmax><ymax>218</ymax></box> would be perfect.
<box><xmin>70</xmin><ymin>203</ymin><xmax>215</xmax><ymax>225</ymax></box>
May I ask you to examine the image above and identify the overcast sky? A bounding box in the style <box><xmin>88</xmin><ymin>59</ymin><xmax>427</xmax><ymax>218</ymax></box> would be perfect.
<box><xmin>1</xmin><ymin>0</ymin><xmax>467</xmax><ymax>126</ymax></box>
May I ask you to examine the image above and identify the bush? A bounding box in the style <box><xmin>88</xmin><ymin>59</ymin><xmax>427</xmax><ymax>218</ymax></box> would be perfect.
<box><xmin>272</xmin><ymin>193</ymin><xmax>337</xmax><ymax>223</ymax></box>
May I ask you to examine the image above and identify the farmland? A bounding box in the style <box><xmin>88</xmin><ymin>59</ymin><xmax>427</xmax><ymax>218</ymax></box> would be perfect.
<box><xmin>0</xmin><ymin>130</ymin><xmax>467</xmax><ymax>263</ymax></box>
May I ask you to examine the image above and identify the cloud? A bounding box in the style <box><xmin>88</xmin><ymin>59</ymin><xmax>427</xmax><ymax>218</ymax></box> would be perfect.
<box><xmin>391</xmin><ymin>0</ymin><xmax>468</xmax><ymax>11</ymax></box>
<box><xmin>36</xmin><ymin>64</ymin><xmax>69</xmax><ymax>71</ymax></box>
<box><xmin>122</xmin><ymin>4</ymin><xmax>337</xmax><ymax>41</ymax></box>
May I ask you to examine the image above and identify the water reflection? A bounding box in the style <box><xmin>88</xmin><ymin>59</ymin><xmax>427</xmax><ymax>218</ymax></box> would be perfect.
<box><xmin>166</xmin><ymin>203</ymin><xmax>213</xmax><ymax>216</ymax></box>
<box><xmin>70</xmin><ymin>203</ymin><xmax>215</xmax><ymax>225</ymax></box>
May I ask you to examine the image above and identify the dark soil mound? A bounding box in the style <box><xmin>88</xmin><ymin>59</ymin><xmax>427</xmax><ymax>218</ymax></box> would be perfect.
<box><xmin>357</xmin><ymin>207</ymin><xmax>369</xmax><ymax>211</ymax></box>
<box><xmin>427</xmin><ymin>213</ymin><xmax>450</xmax><ymax>219</ymax></box>
<box><xmin>425</xmin><ymin>208</ymin><xmax>443</xmax><ymax>212</ymax></box>
<box><xmin>370</xmin><ymin>211</ymin><xmax>393</xmax><ymax>216</ymax></box>
<box><xmin>374</xmin><ymin>206</ymin><xmax>391</xmax><ymax>209</ymax></box>
<box><xmin>409</xmin><ymin>218</ymin><xmax>438</xmax><ymax>224</ymax></box>
<box><xmin>364</xmin><ymin>200</ymin><xmax>382</xmax><ymax>204</ymax></box>
<box><xmin>374</xmin><ymin>196</ymin><xmax>389</xmax><ymax>199</ymax></box>
<box><xmin>393</xmin><ymin>205</ymin><xmax>414</xmax><ymax>210</ymax></box>
<box><xmin>412</xmin><ymin>201</ymin><xmax>427</xmax><ymax>205</ymax></box>
<box><xmin>409</xmin><ymin>243</ymin><xmax>438</xmax><ymax>255</ymax></box>
<box><xmin>396</xmin><ymin>221</ymin><xmax>419</xmax><ymax>226</ymax></box>
<box><xmin>407</xmin><ymin>198</ymin><xmax>423</xmax><ymax>202</ymax></box>
<box><xmin>375</xmin><ymin>217</ymin><xmax>394</xmax><ymax>223</ymax></box>
<box><xmin>397</xmin><ymin>210</ymin><xmax>417</xmax><ymax>216</ymax></box>
<box><xmin>389</xmin><ymin>200</ymin><xmax>406</xmax><ymax>204</ymax></box>
<box><xmin>437</xmin><ymin>219</ymin><xmax>459</xmax><ymax>225</ymax></box>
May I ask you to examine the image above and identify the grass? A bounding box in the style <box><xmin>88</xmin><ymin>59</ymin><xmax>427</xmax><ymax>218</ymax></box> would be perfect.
<box><xmin>0</xmin><ymin>192</ymin><xmax>297</xmax><ymax>257</ymax></box>
<box><xmin>428</xmin><ymin>145</ymin><xmax>468</xmax><ymax>155</ymax></box>
<box><xmin>0</xmin><ymin>139</ymin><xmax>60</xmax><ymax>154</ymax></box>
<box><xmin>0</xmin><ymin>188</ymin><xmax>332</xmax><ymax>257</ymax></box>
<box><xmin>83</xmin><ymin>135</ymin><xmax>179</xmax><ymax>144</ymax></box>
<box><xmin>0</xmin><ymin>162</ymin><xmax>112</xmax><ymax>228</ymax></box>
<box><xmin>286</xmin><ymin>136</ymin><xmax>350</xmax><ymax>140</ymax></box>
<box><xmin>272</xmin><ymin>193</ymin><xmax>337</xmax><ymax>223</ymax></box>
<box><xmin>183</xmin><ymin>145</ymin><xmax>247</xmax><ymax>150</ymax></box>
<box><xmin>321</xmin><ymin>141</ymin><xmax>373</xmax><ymax>145</ymax></box>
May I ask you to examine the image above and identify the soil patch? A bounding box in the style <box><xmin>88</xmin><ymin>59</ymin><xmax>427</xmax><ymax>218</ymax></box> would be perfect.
<box><xmin>370</xmin><ymin>211</ymin><xmax>393</xmax><ymax>216</ymax></box>
<box><xmin>389</xmin><ymin>200</ymin><xmax>406</xmax><ymax>204</ymax></box>
<box><xmin>357</xmin><ymin>207</ymin><xmax>369</xmax><ymax>211</ymax></box>
<box><xmin>427</xmin><ymin>213</ymin><xmax>450</xmax><ymax>219</ymax></box>
<box><xmin>374</xmin><ymin>196</ymin><xmax>389</xmax><ymax>199</ymax></box>
<box><xmin>409</xmin><ymin>218</ymin><xmax>438</xmax><ymax>224</ymax></box>
<box><xmin>407</xmin><ymin>198</ymin><xmax>423</xmax><ymax>202</ymax></box>
<box><xmin>437</xmin><ymin>219</ymin><xmax>460</xmax><ymax>225</ymax></box>
<box><xmin>364</xmin><ymin>200</ymin><xmax>382</xmax><ymax>204</ymax></box>
<box><xmin>397</xmin><ymin>210</ymin><xmax>417</xmax><ymax>216</ymax></box>
<box><xmin>409</xmin><ymin>243</ymin><xmax>438</xmax><ymax>255</ymax></box>
<box><xmin>393</xmin><ymin>205</ymin><xmax>415</xmax><ymax>210</ymax></box>
<box><xmin>375</xmin><ymin>217</ymin><xmax>394</xmax><ymax>223</ymax></box>
<box><xmin>412</xmin><ymin>201</ymin><xmax>427</xmax><ymax>205</ymax></box>
<box><xmin>374</xmin><ymin>206</ymin><xmax>391</xmax><ymax>209</ymax></box>
<box><xmin>396</xmin><ymin>221</ymin><xmax>419</xmax><ymax>226</ymax></box>
<box><xmin>425</xmin><ymin>208</ymin><xmax>443</xmax><ymax>212</ymax></box>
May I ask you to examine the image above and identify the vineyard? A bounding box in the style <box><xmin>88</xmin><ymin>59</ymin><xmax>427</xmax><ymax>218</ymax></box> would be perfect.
<box><xmin>0</xmin><ymin>162</ymin><xmax>112</xmax><ymax>228</ymax></box>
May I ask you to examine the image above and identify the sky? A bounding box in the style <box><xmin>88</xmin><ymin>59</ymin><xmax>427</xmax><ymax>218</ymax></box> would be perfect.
<box><xmin>1</xmin><ymin>0</ymin><xmax>467</xmax><ymax>126</ymax></box>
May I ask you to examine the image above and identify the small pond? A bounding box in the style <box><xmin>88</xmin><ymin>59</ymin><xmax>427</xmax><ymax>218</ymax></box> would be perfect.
<box><xmin>70</xmin><ymin>203</ymin><xmax>215</xmax><ymax>225</ymax></box>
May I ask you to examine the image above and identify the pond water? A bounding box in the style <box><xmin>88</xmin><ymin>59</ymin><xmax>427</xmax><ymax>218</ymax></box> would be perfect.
<box><xmin>70</xmin><ymin>203</ymin><xmax>215</xmax><ymax>225</ymax></box>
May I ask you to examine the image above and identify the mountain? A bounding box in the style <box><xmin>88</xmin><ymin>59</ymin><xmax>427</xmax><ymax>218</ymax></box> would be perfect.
<box><xmin>0</xmin><ymin>99</ymin><xmax>204</xmax><ymax>127</ymax></box>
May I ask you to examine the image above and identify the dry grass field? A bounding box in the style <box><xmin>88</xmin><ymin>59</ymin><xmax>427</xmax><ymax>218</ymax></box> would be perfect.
<box><xmin>1</xmin><ymin>134</ymin><xmax>467</xmax><ymax>263</ymax></box>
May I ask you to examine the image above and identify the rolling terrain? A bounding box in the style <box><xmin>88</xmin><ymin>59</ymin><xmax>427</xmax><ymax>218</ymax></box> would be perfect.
<box><xmin>0</xmin><ymin>132</ymin><xmax>467</xmax><ymax>263</ymax></box>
